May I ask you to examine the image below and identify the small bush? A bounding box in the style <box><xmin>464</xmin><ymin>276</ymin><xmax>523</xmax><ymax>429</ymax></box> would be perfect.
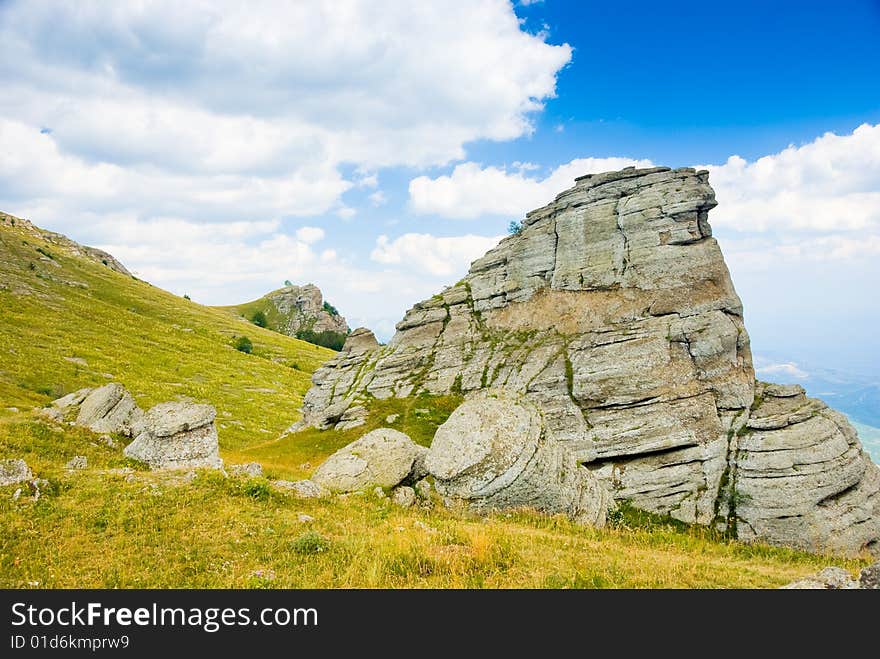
<box><xmin>241</xmin><ymin>479</ymin><xmax>271</xmax><ymax>501</ymax></box>
<box><xmin>183</xmin><ymin>294</ymin><xmax>190</xmax><ymax>301</ymax></box>
<box><xmin>291</xmin><ymin>531</ymin><xmax>331</xmax><ymax>555</ymax></box>
<box><xmin>322</xmin><ymin>301</ymin><xmax>339</xmax><ymax>316</ymax></box>
<box><xmin>234</xmin><ymin>336</ymin><xmax>253</xmax><ymax>354</ymax></box>
<box><xmin>251</xmin><ymin>310</ymin><xmax>267</xmax><ymax>327</ymax></box>
<box><xmin>284</xmin><ymin>279</ymin><xmax>293</xmax><ymax>287</ymax></box>
<box><xmin>508</xmin><ymin>220</ymin><xmax>523</xmax><ymax>236</ymax></box>
<box><xmin>295</xmin><ymin>329</ymin><xmax>346</xmax><ymax>351</ymax></box>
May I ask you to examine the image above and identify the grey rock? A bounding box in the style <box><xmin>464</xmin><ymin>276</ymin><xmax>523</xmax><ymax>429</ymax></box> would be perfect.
<box><xmin>38</xmin><ymin>407</ymin><xmax>64</xmax><ymax>423</ymax></box>
<box><xmin>294</xmin><ymin>165</ymin><xmax>880</xmax><ymax>555</ymax></box>
<box><xmin>391</xmin><ymin>486</ymin><xmax>416</xmax><ymax>508</ymax></box>
<box><xmin>781</xmin><ymin>566</ymin><xmax>859</xmax><ymax>589</ymax></box>
<box><xmin>99</xmin><ymin>435</ymin><xmax>116</xmax><ymax>449</ymax></box>
<box><xmin>51</xmin><ymin>388</ymin><xmax>93</xmax><ymax>410</ymax></box>
<box><xmin>385</xmin><ymin>414</ymin><xmax>400</xmax><ymax>424</ymax></box>
<box><xmin>273</xmin><ymin>479</ymin><xmax>325</xmax><ymax>498</ymax></box>
<box><xmin>734</xmin><ymin>384</ymin><xmax>880</xmax><ymax>556</ymax></box>
<box><xmin>415</xmin><ymin>479</ymin><xmax>432</xmax><ymax>499</ymax></box>
<box><xmin>229</xmin><ymin>462</ymin><xmax>263</xmax><ymax>478</ymax></box>
<box><xmin>427</xmin><ymin>392</ymin><xmax>609</xmax><ymax>525</ymax></box>
<box><xmin>0</xmin><ymin>459</ymin><xmax>33</xmax><ymax>486</ymax></box>
<box><xmin>123</xmin><ymin>401</ymin><xmax>222</xmax><ymax>470</ymax></box>
<box><xmin>143</xmin><ymin>401</ymin><xmax>215</xmax><ymax>437</ymax></box>
<box><xmin>334</xmin><ymin>405</ymin><xmax>367</xmax><ymax>431</ymax></box>
<box><xmin>65</xmin><ymin>455</ymin><xmax>87</xmax><ymax>470</ymax></box>
<box><xmin>859</xmin><ymin>562</ymin><xmax>880</xmax><ymax>589</ymax></box>
<box><xmin>76</xmin><ymin>384</ymin><xmax>143</xmax><ymax>436</ymax></box>
<box><xmin>311</xmin><ymin>428</ymin><xmax>427</xmax><ymax>493</ymax></box>
<box><xmin>297</xmin><ymin>513</ymin><xmax>315</xmax><ymax>523</ymax></box>
<box><xmin>373</xmin><ymin>486</ymin><xmax>387</xmax><ymax>498</ymax></box>
<box><xmin>264</xmin><ymin>283</ymin><xmax>350</xmax><ymax>336</ymax></box>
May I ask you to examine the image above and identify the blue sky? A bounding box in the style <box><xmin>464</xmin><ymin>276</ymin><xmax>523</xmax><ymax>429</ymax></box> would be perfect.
<box><xmin>1</xmin><ymin>0</ymin><xmax>878</xmax><ymax>379</ymax></box>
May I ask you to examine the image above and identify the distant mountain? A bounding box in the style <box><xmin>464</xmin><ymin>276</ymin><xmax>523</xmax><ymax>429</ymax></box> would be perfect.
<box><xmin>216</xmin><ymin>284</ymin><xmax>350</xmax><ymax>350</ymax></box>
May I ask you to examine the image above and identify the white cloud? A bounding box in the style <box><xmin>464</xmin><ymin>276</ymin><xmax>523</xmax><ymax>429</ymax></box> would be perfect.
<box><xmin>371</xmin><ymin>233</ymin><xmax>503</xmax><ymax>276</ymax></box>
<box><xmin>705</xmin><ymin>123</ymin><xmax>880</xmax><ymax>233</ymax></box>
<box><xmin>335</xmin><ymin>207</ymin><xmax>357</xmax><ymax>220</ymax></box>
<box><xmin>722</xmin><ymin>233</ymin><xmax>880</xmax><ymax>271</ymax></box>
<box><xmin>0</xmin><ymin>1</ymin><xmax>571</xmax><ymax>203</ymax></box>
<box><xmin>755</xmin><ymin>362</ymin><xmax>810</xmax><ymax>380</ymax></box>
<box><xmin>368</xmin><ymin>191</ymin><xmax>388</xmax><ymax>207</ymax></box>
<box><xmin>408</xmin><ymin>157</ymin><xmax>654</xmax><ymax>219</ymax></box>
<box><xmin>295</xmin><ymin>226</ymin><xmax>325</xmax><ymax>244</ymax></box>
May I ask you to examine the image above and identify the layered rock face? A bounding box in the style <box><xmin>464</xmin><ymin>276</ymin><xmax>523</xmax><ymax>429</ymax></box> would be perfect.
<box><xmin>265</xmin><ymin>283</ymin><xmax>349</xmax><ymax>336</ymax></box>
<box><xmin>298</xmin><ymin>166</ymin><xmax>880</xmax><ymax>555</ymax></box>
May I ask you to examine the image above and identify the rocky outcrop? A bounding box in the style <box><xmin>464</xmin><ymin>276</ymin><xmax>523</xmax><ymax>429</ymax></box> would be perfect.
<box><xmin>311</xmin><ymin>428</ymin><xmax>427</xmax><ymax>493</ymax></box>
<box><xmin>123</xmin><ymin>402</ymin><xmax>223</xmax><ymax>470</ymax></box>
<box><xmin>732</xmin><ymin>383</ymin><xmax>880</xmax><ymax>555</ymax></box>
<box><xmin>781</xmin><ymin>563</ymin><xmax>880</xmax><ymax>589</ymax></box>
<box><xmin>296</xmin><ymin>165</ymin><xmax>880</xmax><ymax>555</ymax></box>
<box><xmin>427</xmin><ymin>392</ymin><xmax>609</xmax><ymax>525</ymax></box>
<box><xmin>228</xmin><ymin>283</ymin><xmax>349</xmax><ymax>339</ymax></box>
<box><xmin>76</xmin><ymin>384</ymin><xmax>143</xmax><ymax>436</ymax></box>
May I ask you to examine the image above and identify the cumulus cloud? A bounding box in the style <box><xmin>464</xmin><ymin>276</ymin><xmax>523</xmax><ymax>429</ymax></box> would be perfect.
<box><xmin>295</xmin><ymin>226</ymin><xmax>325</xmax><ymax>244</ymax></box>
<box><xmin>408</xmin><ymin>157</ymin><xmax>654</xmax><ymax>219</ymax></box>
<box><xmin>0</xmin><ymin>0</ymin><xmax>571</xmax><ymax>231</ymax></box>
<box><xmin>705</xmin><ymin>123</ymin><xmax>880</xmax><ymax>233</ymax></box>
<box><xmin>371</xmin><ymin>233</ymin><xmax>503</xmax><ymax>277</ymax></box>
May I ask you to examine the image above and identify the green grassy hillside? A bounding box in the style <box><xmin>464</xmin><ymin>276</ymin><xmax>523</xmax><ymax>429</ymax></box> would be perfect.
<box><xmin>0</xmin><ymin>214</ymin><xmax>869</xmax><ymax>588</ymax></box>
<box><xmin>0</xmin><ymin>217</ymin><xmax>334</xmax><ymax>459</ymax></box>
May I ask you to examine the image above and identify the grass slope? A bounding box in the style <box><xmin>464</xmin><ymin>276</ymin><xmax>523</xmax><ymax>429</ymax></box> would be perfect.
<box><xmin>213</xmin><ymin>289</ymin><xmax>292</xmax><ymax>336</ymax></box>
<box><xmin>0</xmin><ymin>220</ymin><xmax>334</xmax><ymax>455</ymax></box>
<box><xmin>0</xmin><ymin>217</ymin><xmax>869</xmax><ymax>588</ymax></box>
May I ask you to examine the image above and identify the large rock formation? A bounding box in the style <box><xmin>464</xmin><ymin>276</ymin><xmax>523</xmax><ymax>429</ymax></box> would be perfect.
<box><xmin>297</xmin><ymin>166</ymin><xmax>880</xmax><ymax>556</ymax></box>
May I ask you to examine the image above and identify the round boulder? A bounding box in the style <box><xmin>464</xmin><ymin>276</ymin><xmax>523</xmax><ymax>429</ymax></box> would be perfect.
<box><xmin>311</xmin><ymin>428</ymin><xmax>427</xmax><ymax>493</ymax></box>
<box><xmin>426</xmin><ymin>392</ymin><xmax>609</xmax><ymax>526</ymax></box>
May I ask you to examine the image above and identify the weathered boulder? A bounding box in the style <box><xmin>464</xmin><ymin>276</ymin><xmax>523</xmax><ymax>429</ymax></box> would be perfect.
<box><xmin>731</xmin><ymin>383</ymin><xmax>880</xmax><ymax>555</ymax></box>
<box><xmin>51</xmin><ymin>388</ymin><xmax>93</xmax><ymax>411</ymax></box>
<box><xmin>0</xmin><ymin>459</ymin><xmax>33</xmax><ymax>486</ymax></box>
<box><xmin>76</xmin><ymin>383</ymin><xmax>143</xmax><ymax>436</ymax></box>
<box><xmin>860</xmin><ymin>562</ymin><xmax>880</xmax><ymax>589</ymax></box>
<box><xmin>427</xmin><ymin>392</ymin><xmax>609</xmax><ymax>525</ymax></box>
<box><xmin>272</xmin><ymin>479</ymin><xmax>325</xmax><ymax>498</ymax></box>
<box><xmin>781</xmin><ymin>567</ymin><xmax>860</xmax><ymax>589</ymax></box>
<box><xmin>295</xmin><ymin>165</ymin><xmax>880</xmax><ymax>555</ymax></box>
<box><xmin>391</xmin><ymin>486</ymin><xmax>416</xmax><ymax>508</ymax></box>
<box><xmin>123</xmin><ymin>402</ymin><xmax>222</xmax><ymax>470</ymax></box>
<box><xmin>311</xmin><ymin>428</ymin><xmax>427</xmax><ymax>493</ymax></box>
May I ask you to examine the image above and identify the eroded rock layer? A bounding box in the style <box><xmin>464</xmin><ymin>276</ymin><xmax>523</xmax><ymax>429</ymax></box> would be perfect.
<box><xmin>298</xmin><ymin>166</ymin><xmax>879</xmax><ymax>555</ymax></box>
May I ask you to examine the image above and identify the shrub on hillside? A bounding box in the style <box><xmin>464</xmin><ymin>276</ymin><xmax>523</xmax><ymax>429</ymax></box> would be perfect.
<box><xmin>322</xmin><ymin>300</ymin><xmax>339</xmax><ymax>316</ymax></box>
<box><xmin>295</xmin><ymin>329</ymin><xmax>346</xmax><ymax>351</ymax></box>
<box><xmin>234</xmin><ymin>336</ymin><xmax>253</xmax><ymax>354</ymax></box>
<box><xmin>251</xmin><ymin>310</ymin><xmax>267</xmax><ymax>327</ymax></box>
